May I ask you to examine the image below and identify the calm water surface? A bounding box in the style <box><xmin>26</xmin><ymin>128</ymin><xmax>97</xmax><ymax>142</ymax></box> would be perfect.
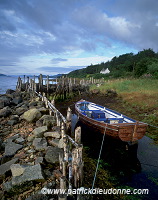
<box><xmin>0</xmin><ymin>76</ymin><xmax>18</xmax><ymax>94</ymax></box>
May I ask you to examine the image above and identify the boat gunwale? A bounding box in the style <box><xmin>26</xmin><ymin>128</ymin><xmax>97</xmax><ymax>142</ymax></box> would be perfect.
<box><xmin>75</xmin><ymin>100</ymin><xmax>147</xmax><ymax>127</ymax></box>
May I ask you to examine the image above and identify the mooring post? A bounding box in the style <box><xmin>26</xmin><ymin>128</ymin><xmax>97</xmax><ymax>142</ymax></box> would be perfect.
<box><xmin>62</xmin><ymin>160</ymin><xmax>67</xmax><ymax>177</ymax></box>
<box><xmin>45</xmin><ymin>98</ymin><xmax>48</xmax><ymax>108</ymax></box>
<box><xmin>47</xmin><ymin>75</ymin><xmax>49</xmax><ymax>93</ymax></box>
<box><xmin>75</xmin><ymin>126</ymin><xmax>81</xmax><ymax>144</ymax></box>
<box><xmin>61</xmin><ymin>122</ymin><xmax>66</xmax><ymax>138</ymax></box>
<box><xmin>66</xmin><ymin>107</ymin><xmax>72</xmax><ymax>134</ymax></box>
<box><xmin>42</xmin><ymin>92</ymin><xmax>45</xmax><ymax>102</ymax></box>
<box><xmin>49</xmin><ymin>109</ymin><xmax>52</xmax><ymax>116</ymax></box>
<box><xmin>59</xmin><ymin>151</ymin><xmax>64</xmax><ymax>171</ymax></box>
<box><xmin>19</xmin><ymin>77</ymin><xmax>22</xmax><ymax>91</ymax></box>
<box><xmin>72</xmin><ymin>145</ymin><xmax>83</xmax><ymax>188</ymax></box>
<box><xmin>58</xmin><ymin>194</ymin><xmax>67</xmax><ymax>200</ymax></box>
<box><xmin>60</xmin><ymin>176</ymin><xmax>66</xmax><ymax>189</ymax></box>
<box><xmin>39</xmin><ymin>74</ymin><xmax>43</xmax><ymax>92</ymax></box>
<box><xmin>51</xmin><ymin>99</ymin><xmax>55</xmax><ymax>107</ymax></box>
<box><xmin>63</xmin><ymin>136</ymin><xmax>68</xmax><ymax>162</ymax></box>
<box><xmin>66</xmin><ymin>107</ymin><xmax>72</xmax><ymax>122</ymax></box>
<box><xmin>56</xmin><ymin>113</ymin><xmax>61</xmax><ymax>127</ymax></box>
<box><xmin>34</xmin><ymin>81</ymin><xmax>36</xmax><ymax>92</ymax></box>
<box><xmin>58</xmin><ymin>176</ymin><xmax>67</xmax><ymax>200</ymax></box>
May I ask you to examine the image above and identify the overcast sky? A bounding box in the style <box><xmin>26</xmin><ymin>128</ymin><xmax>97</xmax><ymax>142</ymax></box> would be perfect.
<box><xmin>0</xmin><ymin>0</ymin><xmax>158</xmax><ymax>75</ymax></box>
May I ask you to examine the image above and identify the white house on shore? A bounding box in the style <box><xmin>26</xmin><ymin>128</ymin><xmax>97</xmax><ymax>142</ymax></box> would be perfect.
<box><xmin>100</xmin><ymin>68</ymin><xmax>110</xmax><ymax>74</ymax></box>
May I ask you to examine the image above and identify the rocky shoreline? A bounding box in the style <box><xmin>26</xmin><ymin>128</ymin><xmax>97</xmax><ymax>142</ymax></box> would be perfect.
<box><xmin>0</xmin><ymin>89</ymin><xmax>66</xmax><ymax>200</ymax></box>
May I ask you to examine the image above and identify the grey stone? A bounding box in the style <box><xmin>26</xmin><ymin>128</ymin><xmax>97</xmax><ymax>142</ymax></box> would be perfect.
<box><xmin>58</xmin><ymin>138</ymin><xmax>64</xmax><ymax>149</ymax></box>
<box><xmin>36</xmin><ymin>115</ymin><xmax>55</xmax><ymax>127</ymax></box>
<box><xmin>0</xmin><ymin>100</ymin><xmax>4</xmax><ymax>109</ymax></box>
<box><xmin>33</xmin><ymin>138</ymin><xmax>47</xmax><ymax>151</ymax></box>
<box><xmin>2</xmin><ymin>181</ymin><xmax>13</xmax><ymax>192</ymax></box>
<box><xmin>27</xmin><ymin>149</ymin><xmax>36</xmax><ymax>153</ymax></box>
<box><xmin>23</xmin><ymin>108</ymin><xmax>42</xmax><ymax>122</ymax></box>
<box><xmin>49</xmin><ymin>138</ymin><xmax>59</xmax><ymax>147</ymax></box>
<box><xmin>7</xmin><ymin>119</ymin><xmax>17</xmax><ymax>126</ymax></box>
<box><xmin>0</xmin><ymin>106</ymin><xmax>12</xmax><ymax>117</ymax></box>
<box><xmin>10</xmin><ymin>164</ymin><xmax>25</xmax><ymax>176</ymax></box>
<box><xmin>10</xmin><ymin>114</ymin><xmax>19</xmax><ymax>121</ymax></box>
<box><xmin>12</xmin><ymin>96</ymin><xmax>23</xmax><ymax>105</ymax></box>
<box><xmin>38</xmin><ymin>107</ymin><xmax>49</xmax><ymax>114</ymax></box>
<box><xmin>12</xmin><ymin>164</ymin><xmax>44</xmax><ymax>185</ymax></box>
<box><xmin>0</xmin><ymin>96</ymin><xmax>12</xmax><ymax>107</ymax></box>
<box><xmin>15</xmin><ymin>137</ymin><xmax>25</xmax><ymax>144</ymax></box>
<box><xmin>6</xmin><ymin>134</ymin><xmax>19</xmax><ymax>142</ymax></box>
<box><xmin>0</xmin><ymin>138</ymin><xmax>3</xmax><ymax>151</ymax></box>
<box><xmin>0</xmin><ymin>158</ymin><xmax>18</xmax><ymax>177</ymax></box>
<box><xmin>35</xmin><ymin>157</ymin><xmax>44</xmax><ymax>165</ymax></box>
<box><xmin>0</xmin><ymin>155</ymin><xmax>12</xmax><ymax>165</ymax></box>
<box><xmin>44</xmin><ymin>131</ymin><xmax>60</xmax><ymax>139</ymax></box>
<box><xmin>4</xmin><ymin>140</ymin><xmax>23</xmax><ymax>156</ymax></box>
<box><xmin>29</xmin><ymin>101</ymin><xmax>38</xmax><ymax>108</ymax></box>
<box><xmin>25</xmin><ymin>193</ymin><xmax>49</xmax><ymax>200</ymax></box>
<box><xmin>15</xmin><ymin>106</ymin><xmax>28</xmax><ymax>116</ymax></box>
<box><xmin>15</xmin><ymin>102</ymin><xmax>24</xmax><ymax>108</ymax></box>
<box><xmin>32</xmin><ymin>126</ymin><xmax>48</xmax><ymax>138</ymax></box>
<box><xmin>45</xmin><ymin>146</ymin><xmax>63</xmax><ymax>164</ymax></box>
<box><xmin>27</xmin><ymin>134</ymin><xmax>35</xmax><ymax>142</ymax></box>
<box><xmin>6</xmin><ymin>89</ymin><xmax>15</xmax><ymax>94</ymax></box>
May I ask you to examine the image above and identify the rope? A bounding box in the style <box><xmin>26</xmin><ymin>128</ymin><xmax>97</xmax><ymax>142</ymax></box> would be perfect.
<box><xmin>92</xmin><ymin>127</ymin><xmax>106</xmax><ymax>190</ymax></box>
<box><xmin>140</xmin><ymin>162</ymin><xmax>158</xmax><ymax>168</ymax></box>
<box><xmin>147</xmin><ymin>123</ymin><xmax>158</xmax><ymax>129</ymax></box>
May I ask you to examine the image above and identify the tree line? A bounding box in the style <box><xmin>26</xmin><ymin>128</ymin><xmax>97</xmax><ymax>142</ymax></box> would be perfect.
<box><xmin>67</xmin><ymin>48</ymin><xmax>158</xmax><ymax>79</ymax></box>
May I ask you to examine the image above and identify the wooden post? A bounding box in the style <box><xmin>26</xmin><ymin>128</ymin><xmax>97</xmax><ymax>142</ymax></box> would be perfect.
<box><xmin>19</xmin><ymin>77</ymin><xmax>22</xmax><ymax>91</ymax></box>
<box><xmin>75</xmin><ymin>126</ymin><xmax>81</xmax><ymax>144</ymax></box>
<box><xmin>59</xmin><ymin>151</ymin><xmax>64</xmax><ymax>171</ymax></box>
<box><xmin>49</xmin><ymin>109</ymin><xmax>52</xmax><ymax>116</ymax></box>
<box><xmin>47</xmin><ymin>75</ymin><xmax>49</xmax><ymax>93</ymax></box>
<box><xmin>58</xmin><ymin>194</ymin><xmax>67</xmax><ymax>200</ymax></box>
<box><xmin>24</xmin><ymin>75</ymin><xmax>25</xmax><ymax>83</ymax></box>
<box><xmin>61</xmin><ymin>122</ymin><xmax>66</xmax><ymax>138</ymax></box>
<box><xmin>34</xmin><ymin>81</ymin><xmax>36</xmax><ymax>92</ymax></box>
<box><xmin>62</xmin><ymin>160</ymin><xmax>67</xmax><ymax>177</ymax></box>
<box><xmin>60</xmin><ymin>176</ymin><xmax>66</xmax><ymax>189</ymax></box>
<box><xmin>42</xmin><ymin>92</ymin><xmax>45</xmax><ymax>101</ymax></box>
<box><xmin>63</xmin><ymin>136</ymin><xmax>68</xmax><ymax>162</ymax></box>
<box><xmin>58</xmin><ymin>176</ymin><xmax>67</xmax><ymax>200</ymax></box>
<box><xmin>56</xmin><ymin>112</ymin><xmax>61</xmax><ymax>127</ymax></box>
<box><xmin>45</xmin><ymin>98</ymin><xmax>48</xmax><ymax>108</ymax></box>
<box><xmin>66</xmin><ymin>107</ymin><xmax>72</xmax><ymax>122</ymax></box>
<box><xmin>72</xmin><ymin>146</ymin><xmax>83</xmax><ymax>188</ymax></box>
<box><xmin>66</xmin><ymin>107</ymin><xmax>72</xmax><ymax>135</ymax></box>
<box><xmin>39</xmin><ymin>74</ymin><xmax>43</xmax><ymax>92</ymax></box>
<box><xmin>68</xmin><ymin>163</ymin><xmax>73</xmax><ymax>189</ymax></box>
<box><xmin>51</xmin><ymin>99</ymin><xmax>55</xmax><ymax>107</ymax></box>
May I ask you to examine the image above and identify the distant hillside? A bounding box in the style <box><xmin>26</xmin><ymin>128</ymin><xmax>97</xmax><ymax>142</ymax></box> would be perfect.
<box><xmin>67</xmin><ymin>49</ymin><xmax>158</xmax><ymax>79</ymax></box>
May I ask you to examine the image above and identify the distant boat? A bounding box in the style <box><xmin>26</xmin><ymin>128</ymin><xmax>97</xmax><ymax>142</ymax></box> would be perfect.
<box><xmin>75</xmin><ymin>100</ymin><xmax>147</xmax><ymax>142</ymax></box>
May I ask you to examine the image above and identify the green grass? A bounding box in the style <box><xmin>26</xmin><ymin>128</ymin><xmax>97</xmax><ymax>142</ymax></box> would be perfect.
<box><xmin>90</xmin><ymin>78</ymin><xmax>158</xmax><ymax>109</ymax></box>
<box><xmin>90</xmin><ymin>78</ymin><xmax>158</xmax><ymax>143</ymax></box>
<box><xmin>91</xmin><ymin>78</ymin><xmax>158</xmax><ymax>94</ymax></box>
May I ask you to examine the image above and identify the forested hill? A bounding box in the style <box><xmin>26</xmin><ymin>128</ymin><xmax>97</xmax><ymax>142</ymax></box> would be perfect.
<box><xmin>67</xmin><ymin>49</ymin><xmax>158</xmax><ymax>79</ymax></box>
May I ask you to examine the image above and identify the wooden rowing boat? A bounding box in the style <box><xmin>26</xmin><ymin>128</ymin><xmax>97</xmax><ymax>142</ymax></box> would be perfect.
<box><xmin>75</xmin><ymin>100</ymin><xmax>147</xmax><ymax>142</ymax></box>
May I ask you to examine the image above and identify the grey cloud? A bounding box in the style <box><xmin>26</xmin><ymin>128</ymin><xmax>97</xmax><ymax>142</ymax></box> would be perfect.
<box><xmin>1</xmin><ymin>0</ymin><xmax>158</xmax><ymax>74</ymax></box>
<box><xmin>72</xmin><ymin>1</ymin><xmax>158</xmax><ymax>51</ymax></box>
<box><xmin>51</xmin><ymin>58</ymin><xmax>68</xmax><ymax>64</ymax></box>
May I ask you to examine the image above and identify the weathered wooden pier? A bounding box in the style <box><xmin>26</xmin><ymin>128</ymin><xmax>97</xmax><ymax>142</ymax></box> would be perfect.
<box><xmin>16</xmin><ymin>74</ymin><xmax>105</xmax><ymax>101</ymax></box>
<box><xmin>16</xmin><ymin>74</ymin><xmax>103</xmax><ymax>199</ymax></box>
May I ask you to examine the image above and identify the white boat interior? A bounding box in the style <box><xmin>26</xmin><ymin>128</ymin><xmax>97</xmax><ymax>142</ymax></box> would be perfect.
<box><xmin>76</xmin><ymin>101</ymin><xmax>136</xmax><ymax>124</ymax></box>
